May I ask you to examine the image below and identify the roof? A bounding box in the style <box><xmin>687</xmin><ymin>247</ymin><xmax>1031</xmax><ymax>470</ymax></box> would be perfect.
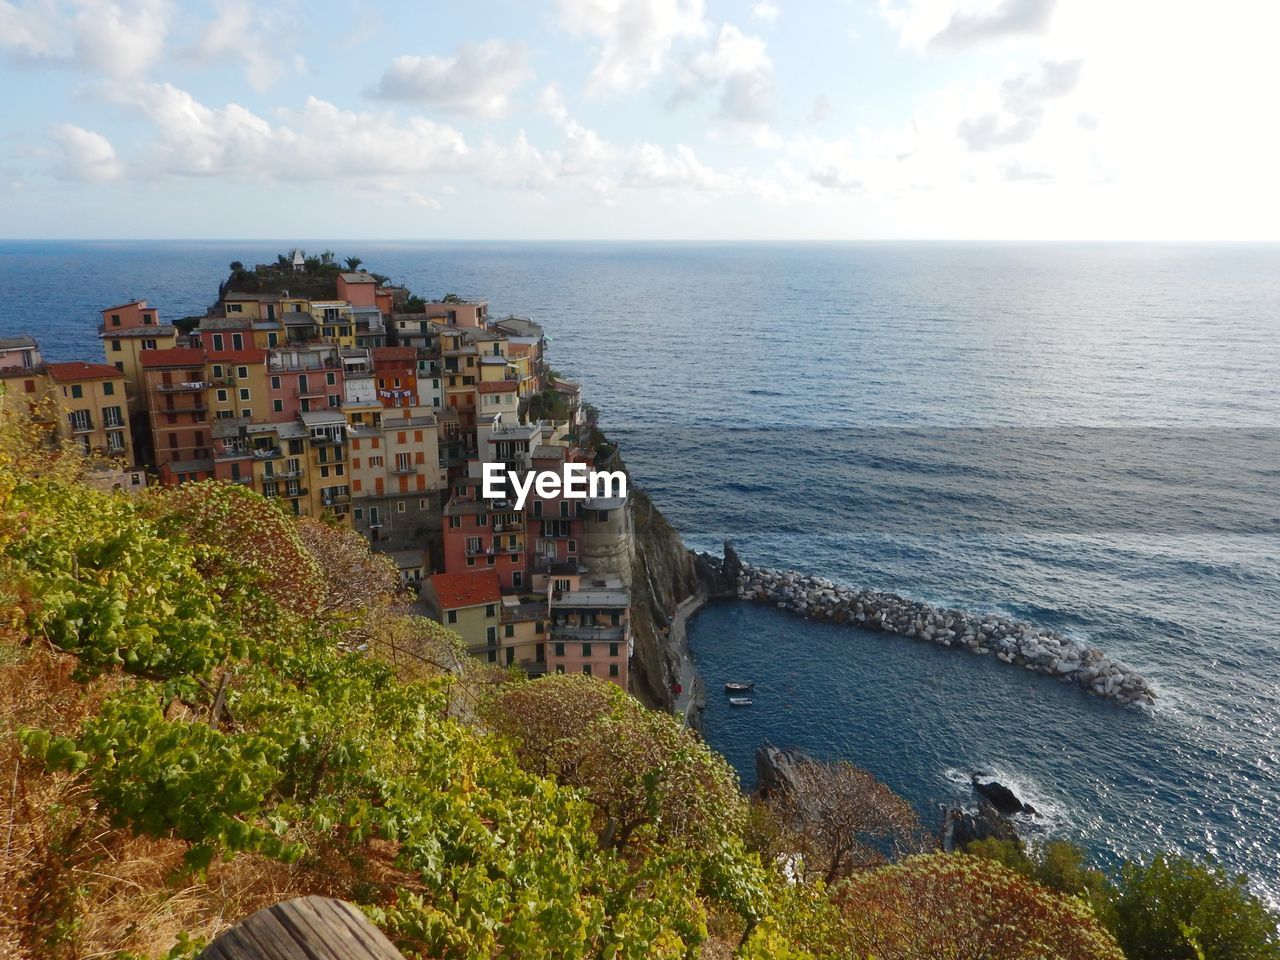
<box><xmin>100</xmin><ymin>299</ymin><xmax>148</xmax><ymax>313</ymax></box>
<box><xmin>552</xmin><ymin>588</ymin><xmax>629</xmax><ymax>608</ymax></box>
<box><xmin>300</xmin><ymin>409</ymin><xmax>345</xmax><ymax>427</ymax></box>
<box><xmin>199</xmin><ymin>316</ymin><xmax>255</xmax><ymax>330</ymax></box>
<box><xmin>99</xmin><ymin>325</ymin><xmax>177</xmax><ymax>338</ymax></box>
<box><xmin>45</xmin><ymin>361</ymin><xmax>123</xmax><ymax>383</ymax></box>
<box><xmin>211</xmin><ymin>348</ymin><xmax>267</xmax><ymax>364</ymax></box>
<box><xmin>476</xmin><ymin>380</ymin><xmax>517</xmax><ymax>394</ymax></box>
<box><xmin>0</xmin><ymin>335</ymin><xmax>37</xmax><ymax>350</ymax></box>
<box><xmin>373</xmin><ymin>346</ymin><xmax>417</xmax><ymax>362</ymax></box>
<box><xmin>223</xmin><ymin>292</ymin><xmax>281</xmax><ymax>301</ymax></box>
<box><xmin>478</xmin><ymin>355</ymin><xmax>508</xmax><ymax>365</ymax></box>
<box><xmin>430</xmin><ymin>570</ymin><xmax>501</xmax><ymax>610</ymax></box>
<box><xmin>339</xmin><ymin>272</ymin><xmax>377</xmax><ymax>283</ymax></box>
<box><xmin>141</xmin><ymin>347</ymin><xmax>205</xmax><ymax>368</ymax></box>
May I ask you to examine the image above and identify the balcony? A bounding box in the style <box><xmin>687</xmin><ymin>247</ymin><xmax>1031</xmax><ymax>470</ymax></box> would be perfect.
<box><xmin>295</xmin><ymin>386</ymin><xmax>327</xmax><ymax>398</ymax></box>
<box><xmin>321</xmin><ymin>493</ymin><xmax>350</xmax><ymax>507</ymax></box>
<box><xmin>550</xmin><ymin>624</ymin><xmax>626</xmax><ymax>643</ymax></box>
<box><xmin>252</xmin><ymin>447</ymin><xmax>282</xmax><ymax>459</ymax></box>
<box><xmin>231</xmin><ymin>476</ymin><xmax>253</xmax><ymax>485</ymax></box>
<box><xmin>69</xmin><ymin>422</ymin><xmax>94</xmax><ymax>435</ymax></box>
<box><xmin>271</xmin><ymin>468</ymin><xmax>304</xmax><ymax>479</ymax></box>
<box><xmin>391</xmin><ymin>464</ymin><xmax>418</xmax><ymax>475</ymax></box>
<box><xmin>156</xmin><ymin>381</ymin><xmax>208</xmax><ymax>393</ymax></box>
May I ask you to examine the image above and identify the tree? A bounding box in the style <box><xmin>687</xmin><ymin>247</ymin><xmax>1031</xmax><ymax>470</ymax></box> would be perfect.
<box><xmin>344</xmin><ymin>257</ymin><xmax>362</xmax><ymax>271</ymax></box>
<box><xmin>442</xmin><ymin>292</ymin><xmax>463</xmax><ymax>303</ymax></box>
<box><xmin>967</xmin><ymin>838</ymin><xmax>1117</xmax><ymax>930</ymax></box>
<box><xmin>768</xmin><ymin>758</ymin><xmax>925</xmax><ymax>884</ymax></box>
<box><xmin>833</xmin><ymin>854</ymin><xmax>1124</xmax><ymax>960</ymax></box>
<box><xmin>1110</xmin><ymin>854</ymin><xmax>1280</xmax><ymax>960</ymax></box>
<box><xmin>229</xmin><ymin>260</ymin><xmax>245</xmax><ymax>273</ymax></box>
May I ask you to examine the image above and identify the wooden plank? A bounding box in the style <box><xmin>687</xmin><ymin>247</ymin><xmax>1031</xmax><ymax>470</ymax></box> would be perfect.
<box><xmin>197</xmin><ymin>896</ymin><xmax>407</xmax><ymax>960</ymax></box>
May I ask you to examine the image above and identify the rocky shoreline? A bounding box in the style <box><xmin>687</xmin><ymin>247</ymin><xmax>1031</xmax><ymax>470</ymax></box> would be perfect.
<box><xmin>735</xmin><ymin>562</ymin><xmax>1156</xmax><ymax>707</ymax></box>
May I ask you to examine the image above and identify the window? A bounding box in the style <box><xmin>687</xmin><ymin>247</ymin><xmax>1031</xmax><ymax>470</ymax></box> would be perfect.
<box><xmin>609</xmin><ymin>643</ymin><xmax>619</xmax><ymax>657</ymax></box>
<box><xmin>396</xmin><ymin>452</ymin><xmax>412</xmax><ymax>472</ymax></box>
<box><xmin>271</xmin><ymin>376</ymin><xmax>281</xmax><ymax>389</ymax></box>
<box><xmin>115</xmin><ymin>362</ymin><xmax>124</xmax><ymax>372</ymax></box>
<box><xmin>232</xmin><ymin>333</ymin><xmax>243</xmax><ymax>350</ymax></box>
<box><xmin>110</xmin><ymin>314</ymin><xmax>120</xmax><ymax>325</ymax></box>
<box><xmin>353</xmin><ymin>508</ymin><xmax>364</xmax><ymax>520</ymax></box>
<box><xmin>568</xmin><ymin>540</ymin><xmax>577</xmax><ymax>554</ymax></box>
<box><xmin>103</xmin><ymin>381</ymin><xmax>114</xmax><ymax>396</ymax></box>
<box><xmin>326</xmin><ymin>372</ymin><xmax>336</xmax><ymax>385</ymax></box>
<box><xmin>555</xmin><ymin>665</ymin><xmax>565</xmax><ymax>674</ymax></box>
<box><xmin>582</xmin><ymin>643</ymin><xmax>592</xmax><ymax>657</ymax></box>
<box><xmin>103</xmin><ymin>406</ymin><xmax>123</xmax><ymax>428</ymax></box>
<box><xmin>142</xmin><ymin>339</ymin><xmax>157</xmax><ymax>350</ymax></box>
<box><xmin>106</xmin><ymin>431</ymin><xmax>125</xmax><ymax>452</ymax></box>
<box><xmin>268</xmin><ymin>332</ymin><xmax>278</xmax><ymax>347</ymax></box>
<box><xmin>368</xmin><ymin>455</ymin><xmax>384</xmax><ymax>467</ymax></box>
<box><xmin>446</xmin><ymin>610</ymin><xmax>457</xmax><ymax>624</ymax></box>
<box><xmin>609</xmin><ymin>664</ymin><xmax>619</xmax><ymax>678</ymax></box>
<box><xmin>419</xmin><ymin>499</ymin><xmax>429</xmax><ymax>509</ymax></box>
<box><xmin>238</xmin><ymin>388</ymin><xmax>250</xmax><ymax>401</ymax></box>
<box><xmin>485</xmin><ymin>604</ymin><xmax>496</xmax><ymax>618</ymax></box>
<box><xmin>394</xmin><ymin>500</ymin><xmax>405</xmax><ymax>514</ymax></box>
<box><xmin>241</xmin><ymin>408</ymin><xmax>251</xmax><ymax>418</ymax></box>
<box><xmin>582</xmin><ymin>664</ymin><xmax>592</xmax><ymax>676</ymax></box>
<box><xmin>68</xmin><ymin>410</ymin><xmax>91</xmax><ymax>432</ymax></box>
<box><xmin>212</xmin><ymin>334</ymin><xmax>224</xmax><ymax>351</ymax></box>
<box><xmin>217</xmin><ymin>389</ymin><xmax>228</xmax><ymax>402</ymax></box>
<box><xmin>504</xmin><ymin>624</ymin><xmax>514</xmax><ymax>638</ymax></box>
<box><xmin>237</xmin><ymin>366</ymin><xmax>248</xmax><ymax>379</ymax></box>
<box><xmin>23</xmin><ymin>379</ymin><xmax>34</xmax><ymax>393</ymax></box>
<box><xmin>272</xmin><ymin>399</ymin><xmax>283</xmax><ymax>413</ymax></box>
<box><xmin>111</xmin><ymin>340</ymin><xmax>121</xmax><ymax>352</ymax></box>
<box><xmin>70</xmin><ymin>384</ymin><xmax>83</xmax><ymax>399</ymax></box>
<box><xmin>554</xmin><ymin>643</ymin><xmax>565</xmax><ymax>657</ymax></box>
<box><xmin>327</xmin><ymin>394</ymin><xmax>340</xmax><ymax>408</ymax></box>
<box><xmin>449</xmin><ymin>516</ymin><xmax>460</xmax><ymax>529</ymax></box>
<box><xmin>535</xmin><ymin>621</ymin><xmax>544</xmax><ymax>634</ymax></box>
<box><xmin>505</xmin><ymin>647</ymin><xmax>515</xmax><ymax>666</ymax></box>
<box><xmin>486</xmin><ymin>626</ymin><xmax>497</xmax><ymax>644</ymax></box>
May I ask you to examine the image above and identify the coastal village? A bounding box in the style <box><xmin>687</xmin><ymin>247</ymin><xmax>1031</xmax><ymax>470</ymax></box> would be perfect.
<box><xmin>0</xmin><ymin>252</ymin><xmax>638</xmax><ymax>689</ymax></box>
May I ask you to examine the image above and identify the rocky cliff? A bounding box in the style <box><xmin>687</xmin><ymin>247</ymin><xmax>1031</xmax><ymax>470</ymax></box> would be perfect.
<box><xmin>627</xmin><ymin>487</ymin><xmax>701</xmax><ymax>710</ymax></box>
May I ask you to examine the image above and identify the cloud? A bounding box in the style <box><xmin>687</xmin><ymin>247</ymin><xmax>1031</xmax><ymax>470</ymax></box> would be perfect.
<box><xmin>0</xmin><ymin>0</ymin><xmax>170</xmax><ymax>77</ymax></box>
<box><xmin>750</xmin><ymin>1</ymin><xmax>779</xmax><ymax>24</ymax></box>
<box><xmin>807</xmin><ymin>94</ymin><xmax>833</xmax><ymax>124</ymax></box>
<box><xmin>623</xmin><ymin>142</ymin><xmax>722</xmax><ymax>190</ymax></box>
<box><xmin>187</xmin><ymin>1</ymin><xmax>302</xmax><ymax>93</ymax></box>
<box><xmin>367</xmin><ymin>40</ymin><xmax>532</xmax><ymax>118</ymax></box>
<box><xmin>557</xmin><ymin>0</ymin><xmax>707</xmax><ymax>94</ymax></box>
<box><xmin>957</xmin><ymin>59</ymin><xmax>1082</xmax><ymax>150</ymax></box>
<box><xmin>50</xmin><ymin>123</ymin><xmax>122</xmax><ymax>182</ymax></box>
<box><xmin>929</xmin><ymin>0</ymin><xmax>1056</xmax><ymax>49</ymax></box>
<box><xmin>668</xmin><ymin>23</ymin><xmax>775</xmax><ymax>140</ymax></box>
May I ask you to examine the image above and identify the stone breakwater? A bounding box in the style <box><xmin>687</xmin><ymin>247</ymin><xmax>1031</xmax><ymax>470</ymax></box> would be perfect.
<box><xmin>737</xmin><ymin>564</ymin><xmax>1156</xmax><ymax>707</ymax></box>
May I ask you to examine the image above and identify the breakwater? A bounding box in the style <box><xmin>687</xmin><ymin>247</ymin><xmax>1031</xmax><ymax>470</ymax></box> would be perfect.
<box><xmin>735</xmin><ymin>563</ymin><xmax>1156</xmax><ymax>706</ymax></box>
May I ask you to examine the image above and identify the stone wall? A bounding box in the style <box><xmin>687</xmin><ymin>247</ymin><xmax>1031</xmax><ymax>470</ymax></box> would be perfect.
<box><xmin>737</xmin><ymin>563</ymin><xmax>1156</xmax><ymax>707</ymax></box>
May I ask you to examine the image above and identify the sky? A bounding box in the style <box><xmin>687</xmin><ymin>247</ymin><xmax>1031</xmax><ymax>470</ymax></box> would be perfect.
<box><xmin>0</xmin><ymin>0</ymin><xmax>1277</xmax><ymax>240</ymax></box>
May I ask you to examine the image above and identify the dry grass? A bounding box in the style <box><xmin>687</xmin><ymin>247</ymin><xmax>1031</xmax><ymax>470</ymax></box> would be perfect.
<box><xmin>0</xmin><ymin>643</ymin><xmax>343</xmax><ymax>959</ymax></box>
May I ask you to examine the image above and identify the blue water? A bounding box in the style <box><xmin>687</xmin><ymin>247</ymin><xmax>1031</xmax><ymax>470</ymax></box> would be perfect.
<box><xmin>2</xmin><ymin>240</ymin><xmax>1279</xmax><ymax>898</ymax></box>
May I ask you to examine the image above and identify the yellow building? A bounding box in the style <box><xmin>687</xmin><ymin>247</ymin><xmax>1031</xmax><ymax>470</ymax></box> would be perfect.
<box><xmin>424</xmin><ymin>570</ymin><xmax>502</xmax><ymax>655</ymax></box>
<box><xmin>45</xmin><ymin>361</ymin><xmax>133</xmax><ymax>463</ymax></box>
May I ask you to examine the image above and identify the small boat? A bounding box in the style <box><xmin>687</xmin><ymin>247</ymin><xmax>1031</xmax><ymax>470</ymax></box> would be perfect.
<box><xmin>724</xmin><ymin>681</ymin><xmax>755</xmax><ymax>693</ymax></box>
<box><xmin>728</xmin><ymin>697</ymin><xmax>753</xmax><ymax>707</ymax></box>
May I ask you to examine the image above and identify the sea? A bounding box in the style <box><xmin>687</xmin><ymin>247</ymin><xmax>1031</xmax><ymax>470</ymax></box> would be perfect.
<box><xmin>2</xmin><ymin>240</ymin><xmax>1278</xmax><ymax>899</ymax></box>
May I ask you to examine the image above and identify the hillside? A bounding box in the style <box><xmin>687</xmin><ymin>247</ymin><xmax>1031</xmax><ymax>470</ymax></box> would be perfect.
<box><xmin>0</xmin><ymin>393</ymin><xmax>1275</xmax><ymax>960</ymax></box>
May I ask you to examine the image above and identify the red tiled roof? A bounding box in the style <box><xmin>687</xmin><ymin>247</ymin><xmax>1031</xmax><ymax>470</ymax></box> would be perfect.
<box><xmin>141</xmin><ymin>347</ymin><xmax>206</xmax><ymax>368</ymax></box>
<box><xmin>45</xmin><ymin>361</ymin><xmax>123</xmax><ymax>383</ymax></box>
<box><xmin>211</xmin><ymin>348</ymin><xmax>267</xmax><ymax>364</ymax></box>
<box><xmin>430</xmin><ymin>571</ymin><xmax>501</xmax><ymax>610</ymax></box>
<box><xmin>374</xmin><ymin>346</ymin><xmax>417</xmax><ymax>362</ymax></box>
<box><xmin>476</xmin><ymin>380</ymin><xmax>517</xmax><ymax>394</ymax></box>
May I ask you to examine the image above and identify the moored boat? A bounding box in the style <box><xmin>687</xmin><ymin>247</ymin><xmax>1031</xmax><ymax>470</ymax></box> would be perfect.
<box><xmin>724</xmin><ymin>681</ymin><xmax>755</xmax><ymax>693</ymax></box>
<box><xmin>728</xmin><ymin>697</ymin><xmax>753</xmax><ymax>707</ymax></box>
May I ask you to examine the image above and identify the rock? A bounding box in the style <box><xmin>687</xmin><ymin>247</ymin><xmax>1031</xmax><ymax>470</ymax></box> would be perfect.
<box><xmin>973</xmin><ymin>777</ymin><xmax>1037</xmax><ymax>816</ymax></box>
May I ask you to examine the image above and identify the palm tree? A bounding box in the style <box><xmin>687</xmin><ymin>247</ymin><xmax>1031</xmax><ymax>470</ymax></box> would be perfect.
<box><xmin>345</xmin><ymin>257</ymin><xmax>363</xmax><ymax>271</ymax></box>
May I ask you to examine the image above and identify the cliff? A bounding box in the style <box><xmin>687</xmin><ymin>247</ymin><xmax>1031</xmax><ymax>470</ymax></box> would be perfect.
<box><xmin>626</xmin><ymin>487</ymin><xmax>700</xmax><ymax>711</ymax></box>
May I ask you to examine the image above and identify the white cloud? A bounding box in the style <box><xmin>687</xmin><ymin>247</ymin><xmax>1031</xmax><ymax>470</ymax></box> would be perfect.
<box><xmin>367</xmin><ymin>40</ymin><xmax>532</xmax><ymax>118</ymax></box>
<box><xmin>557</xmin><ymin>0</ymin><xmax>707</xmax><ymax>94</ymax></box>
<box><xmin>957</xmin><ymin>59</ymin><xmax>1082</xmax><ymax>150</ymax></box>
<box><xmin>187</xmin><ymin>1</ymin><xmax>302</xmax><ymax>93</ymax></box>
<box><xmin>668</xmin><ymin>23</ymin><xmax>775</xmax><ymax>141</ymax></box>
<box><xmin>879</xmin><ymin>0</ymin><xmax>1054</xmax><ymax>52</ymax></box>
<box><xmin>0</xmin><ymin>0</ymin><xmax>170</xmax><ymax>77</ymax></box>
<box><xmin>750</xmin><ymin>1</ymin><xmax>779</xmax><ymax>25</ymax></box>
<box><xmin>49</xmin><ymin>123</ymin><xmax>122</xmax><ymax>182</ymax></box>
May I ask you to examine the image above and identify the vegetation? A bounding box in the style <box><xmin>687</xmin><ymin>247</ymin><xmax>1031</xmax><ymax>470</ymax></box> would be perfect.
<box><xmin>221</xmin><ymin>251</ymin><xmax>389</xmax><ymax>301</ymax></box>
<box><xmin>0</xmin><ymin>389</ymin><xmax>1276</xmax><ymax>959</ymax></box>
